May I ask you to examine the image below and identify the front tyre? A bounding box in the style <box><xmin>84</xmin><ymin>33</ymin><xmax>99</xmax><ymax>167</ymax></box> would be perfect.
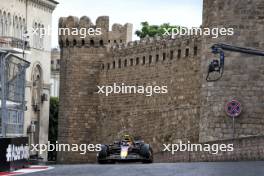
<box><xmin>140</xmin><ymin>144</ymin><xmax>153</xmax><ymax>163</ymax></box>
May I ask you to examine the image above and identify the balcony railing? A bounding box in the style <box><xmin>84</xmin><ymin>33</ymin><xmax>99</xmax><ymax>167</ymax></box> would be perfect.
<box><xmin>0</xmin><ymin>36</ymin><xmax>30</xmax><ymax>51</ymax></box>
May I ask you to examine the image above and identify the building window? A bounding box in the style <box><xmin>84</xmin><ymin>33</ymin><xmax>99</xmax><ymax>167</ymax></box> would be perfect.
<box><xmin>124</xmin><ymin>59</ymin><xmax>127</xmax><ymax>67</ymax></box>
<box><xmin>170</xmin><ymin>50</ymin><xmax>174</xmax><ymax>60</ymax></box>
<box><xmin>177</xmin><ymin>49</ymin><xmax>181</xmax><ymax>59</ymax></box>
<box><xmin>130</xmin><ymin>58</ymin><xmax>133</xmax><ymax>66</ymax></box>
<box><xmin>185</xmin><ymin>48</ymin><xmax>189</xmax><ymax>57</ymax></box>
<box><xmin>99</xmin><ymin>40</ymin><xmax>104</xmax><ymax>46</ymax></box>
<box><xmin>194</xmin><ymin>46</ymin><xmax>198</xmax><ymax>56</ymax></box>
<box><xmin>113</xmin><ymin>61</ymin><xmax>115</xmax><ymax>69</ymax></box>
<box><xmin>156</xmin><ymin>54</ymin><xmax>159</xmax><ymax>62</ymax></box>
<box><xmin>73</xmin><ymin>39</ymin><xmax>77</xmax><ymax>46</ymax></box>
<box><xmin>136</xmin><ymin>57</ymin><xmax>139</xmax><ymax>65</ymax></box>
<box><xmin>163</xmin><ymin>52</ymin><xmax>166</xmax><ymax>61</ymax></box>
<box><xmin>118</xmin><ymin>59</ymin><xmax>121</xmax><ymax>68</ymax></box>
<box><xmin>107</xmin><ymin>63</ymin><xmax>110</xmax><ymax>70</ymax></box>
<box><xmin>149</xmin><ymin>55</ymin><xmax>152</xmax><ymax>64</ymax></box>
<box><xmin>90</xmin><ymin>39</ymin><xmax>94</xmax><ymax>46</ymax></box>
<box><xmin>102</xmin><ymin>64</ymin><xmax>104</xmax><ymax>70</ymax></box>
<box><xmin>51</xmin><ymin>60</ymin><xmax>54</xmax><ymax>64</ymax></box>
<box><xmin>142</xmin><ymin>56</ymin><xmax>145</xmax><ymax>65</ymax></box>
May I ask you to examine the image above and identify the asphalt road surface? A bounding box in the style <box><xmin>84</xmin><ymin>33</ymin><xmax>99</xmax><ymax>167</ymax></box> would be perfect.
<box><xmin>24</xmin><ymin>161</ymin><xmax>264</xmax><ymax>176</ymax></box>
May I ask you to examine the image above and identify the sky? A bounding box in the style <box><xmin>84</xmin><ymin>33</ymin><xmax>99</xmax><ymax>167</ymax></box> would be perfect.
<box><xmin>51</xmin><ymin>0</ymin><xmax>203</xmax><ymax>48</ymax></box>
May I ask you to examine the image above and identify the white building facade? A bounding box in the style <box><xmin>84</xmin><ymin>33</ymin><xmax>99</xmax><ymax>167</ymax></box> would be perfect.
<box><xmin>0</xmin><ymin>0</ymin><xmax>58</xmax><ymax>161</ymax></box>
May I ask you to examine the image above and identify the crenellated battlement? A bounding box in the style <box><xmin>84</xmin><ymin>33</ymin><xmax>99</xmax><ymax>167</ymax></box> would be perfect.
<box><xmin>58</xmin><ymin>16</ymin><xmax>133</xmax><ymax>48</ymax></box>
<box><xmin>101</xmin><ymin>35</ymin><xmax>201</xmax><ymax>71</ymax></box>
<box><xmin>110</xmin><ymin>35</ymin><xmax>201</xmax><ymax>52</ymax></box>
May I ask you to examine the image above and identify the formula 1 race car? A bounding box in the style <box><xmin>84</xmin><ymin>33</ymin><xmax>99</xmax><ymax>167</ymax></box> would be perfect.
<box><xmin>97</xmin><ymin>134</ymin><xmax>153</xmax><ymax>164</ymax></box>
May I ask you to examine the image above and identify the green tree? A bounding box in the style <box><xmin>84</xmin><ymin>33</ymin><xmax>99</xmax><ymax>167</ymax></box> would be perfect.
<box><xmin>135</xmin><ymin>22</ymin><xmax>181</xmax><ymax>38</ymax></box>
<box><xmin>48</xmin><ymin>97</ymin><xmax>59</xmax><ymax>161</ymax></box>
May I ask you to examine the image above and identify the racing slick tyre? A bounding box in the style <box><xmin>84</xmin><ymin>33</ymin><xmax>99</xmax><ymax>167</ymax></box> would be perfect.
<box><xmin>97</xmin><ymin>145</ymin><xmax>108</xmax><ymax>164</ymax></box>
<box><xmin>140</xmin><ymin>144</ymin><xmax>153</xmax><ymax>163</ymax></box>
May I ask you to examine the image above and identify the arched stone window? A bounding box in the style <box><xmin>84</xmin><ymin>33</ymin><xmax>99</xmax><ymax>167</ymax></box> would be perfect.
<box><xmin>14</xmin><ymin>16</ymin><xmax>18</xmax><ymax>38</ymax></box>
<box><xmin>0</xmin><ymin>10</ymin><xmax>3</xmax><ymax>36</ymax></box>
<box><xmin>18</xmin><ymin>17</ymin><xmax>22</xmax><ymax>39</ymax></box>
<box><xmin>38</xmin><ymin>23</ymin><xmax>41</xmax><ymax>48</ymax></box>
<box><xmin>22</xmin><ymin>18</ymin><xmax>26</xmax><ymax>32</ymax></box>
<box><xmin>3</xmin><ymin>11</ymin><xmax>7</xmax><ymax>36</ymax></box>
<box><xmin>40</xmin><ymin>24</ymin><xmax>44</xmax><ymax>48</ymax></box>
<box><xmin>7</xmin><ymin>13</ymin><xmax>11</xmax><ymax>36</ymax></box>
<box><xmin>33</xmin><ymin>22</ymin><xmax>38</xmax><ymax>48</ymax></box>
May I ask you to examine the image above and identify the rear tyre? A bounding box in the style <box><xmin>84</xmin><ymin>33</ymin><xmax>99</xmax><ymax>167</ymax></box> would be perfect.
<box><xmin>97</xmin><ymin>145</ymin><xmax>108</xmax><ymax>164</ymax></box>
<box><xmin>140</xmin><ymin>144</ymin><xmax>153</xmax><ymax>163</ymax></box>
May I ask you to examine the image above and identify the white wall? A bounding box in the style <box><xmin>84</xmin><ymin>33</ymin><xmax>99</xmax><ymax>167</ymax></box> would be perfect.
<box><xmin>0</xmin><ymin>0</ymin><xmax>58</xmax><ymax>161</ymax></box>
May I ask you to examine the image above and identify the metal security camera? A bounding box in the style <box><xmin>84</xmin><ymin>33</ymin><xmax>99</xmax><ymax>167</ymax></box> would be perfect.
<box><xmin>208</xmin><ymin>59</ymin><xmax>220</xmax><ymax>73</ymax></box>
<box><xmin>206</xmin><ymin>43</ymin><xmax>264</xmax><ymax>82</ymax></box>
<box><xmin>206</xmin><ymin>45</ymin><xmax>225</xmax><ymax>82</ymax></box>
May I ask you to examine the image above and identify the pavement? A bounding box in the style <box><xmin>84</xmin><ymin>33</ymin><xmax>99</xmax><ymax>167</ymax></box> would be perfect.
<box><xmin>19</xmin><ymin>161</ymin><xmax>264</xmax><ymax>176</ymax></box>
<box><xmin>0</xmin><ymin>166</ymin><xmax>53</xmax><ymax>176</ymax></box>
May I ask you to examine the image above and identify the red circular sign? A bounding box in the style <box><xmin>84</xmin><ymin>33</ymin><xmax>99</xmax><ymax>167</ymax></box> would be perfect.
<box><xmin>225</xmin><ymin>99</ymin><xmax>242</xmax><ymax>117</ymax></box>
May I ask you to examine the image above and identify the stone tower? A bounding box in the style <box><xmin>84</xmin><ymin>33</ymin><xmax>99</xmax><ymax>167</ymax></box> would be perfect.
<box><xmin>199</xmin><ymin>0</ymin><xmax>264</xmax><ymax>142</ymax></box>
<box><xmin>57</xmin><ymin>16</ymin><xmax>132</xmax><ymax>163</ymax></box>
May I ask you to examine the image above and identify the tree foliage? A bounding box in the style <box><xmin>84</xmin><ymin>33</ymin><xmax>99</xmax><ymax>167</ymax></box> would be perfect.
<box><xmin>48</xmin><ymin>97</ymin><xmax>59</xmax><ymax>161</ymax></box>
<box><xmin>135</xmin><ymin>22</ymin><xmax>181</xmax><ymax>38</ymax></box>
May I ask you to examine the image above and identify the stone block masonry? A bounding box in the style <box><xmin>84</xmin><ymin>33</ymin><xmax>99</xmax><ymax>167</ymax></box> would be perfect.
<box><xmin>57</xmin><ymin>0</ymin><xmax>264</xmax><ymax>163</ymax></box>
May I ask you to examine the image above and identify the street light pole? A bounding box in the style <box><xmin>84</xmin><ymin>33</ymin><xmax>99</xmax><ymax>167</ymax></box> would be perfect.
<box><xmin>0</xmin><ymin>51</ymin><xmax>7</xmax><ymax>137</ymax></box>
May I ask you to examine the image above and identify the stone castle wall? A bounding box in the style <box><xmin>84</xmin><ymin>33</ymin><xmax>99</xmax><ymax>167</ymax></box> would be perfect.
<box><xmin>57</xmin><ymin>0</ymin><xmax>264</xmax><ymax>163</ymax></box>
<box><xmin>199</xmin><ymin>0</ymin><xmax>264</xmax><ymax>142</ymax></box>
<box><xmin>97</xmin><ymin>36</ymin><xmax>202</xmax><ymax>154</ymax></box>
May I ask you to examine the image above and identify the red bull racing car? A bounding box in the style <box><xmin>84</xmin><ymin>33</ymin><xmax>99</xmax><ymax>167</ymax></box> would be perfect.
<box><xmin>97</xmin><ymin>134</ymin><xmax>153</xmax><ymax>164</ymax></box>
